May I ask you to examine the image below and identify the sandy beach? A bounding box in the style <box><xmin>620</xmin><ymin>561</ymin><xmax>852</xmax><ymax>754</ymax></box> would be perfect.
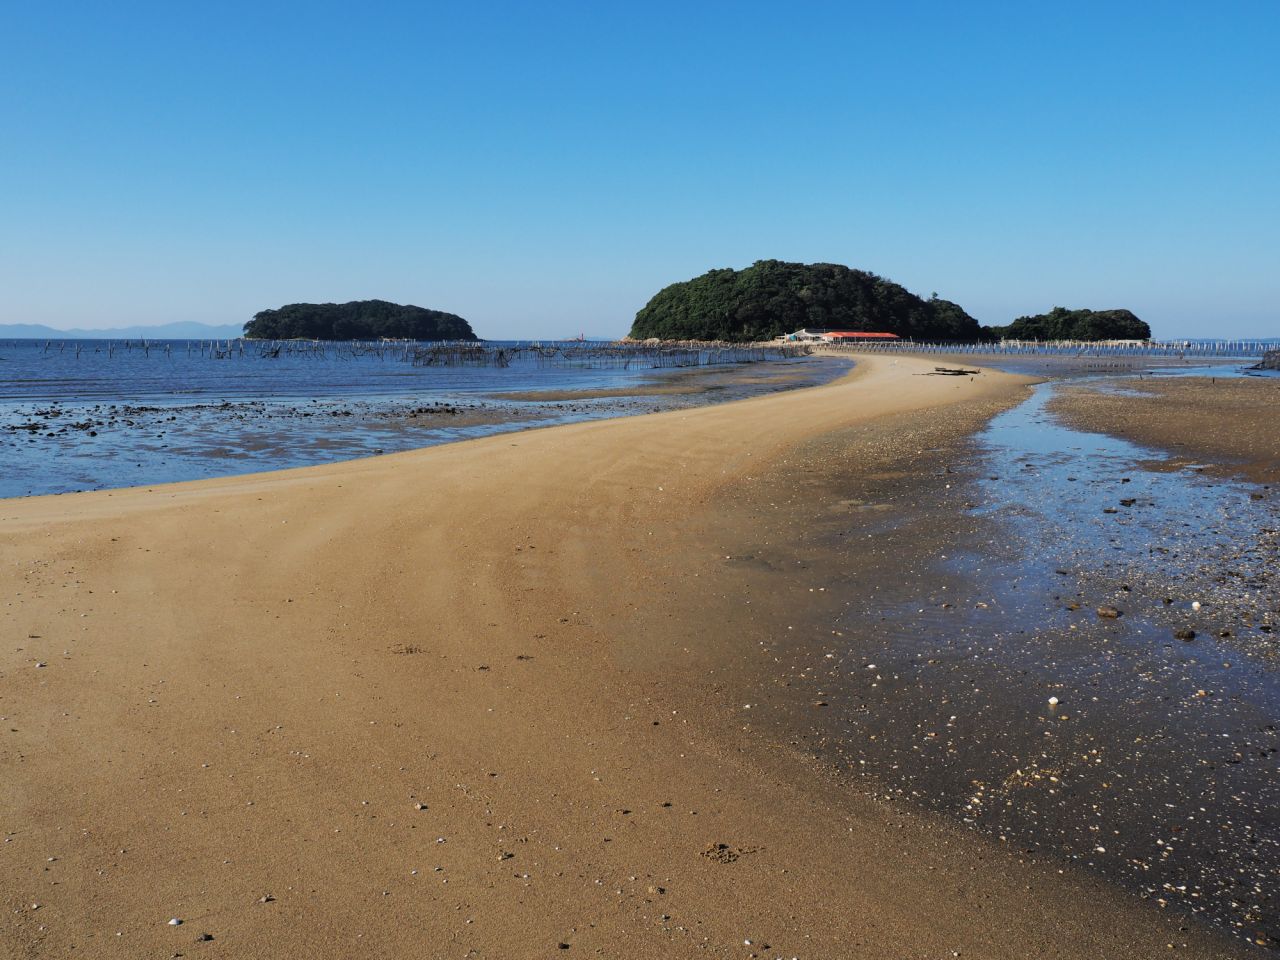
<box><xmin>1</xmin><ymin>355</ymin><xmax>1252</xmax><ymax>959</ymax></box>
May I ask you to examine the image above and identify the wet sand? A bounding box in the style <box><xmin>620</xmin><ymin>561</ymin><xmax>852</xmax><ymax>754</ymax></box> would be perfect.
<box><xmin>1049</xmin><ymin>375</ymin><xmax>1280</xmax><ymax>483</ymax></box>
<box><xmin>755</xmin><ymin>376</ymin><xmax>1279</xmax><ymax>947</ymax></box>
<box><xmin>488</xmin><ymin>362</ymin><xmax>815</xmax><ymax>402</ymax></box>
<box><xmin>492</xmin><ymin>385</ymin><xmax>708</xmax><ymax>401</ymax></box>
<box><xmin>0</xmin><ymin>356</ymin><xmax>1250</xmax><ymax>958</ymax></box>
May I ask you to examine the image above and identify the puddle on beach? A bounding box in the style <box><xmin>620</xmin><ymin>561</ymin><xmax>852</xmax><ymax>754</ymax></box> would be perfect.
<box><xmin>811</xmin><ymin>374</ymin><xmax>1278</xmax><ymax>948</ymax></box>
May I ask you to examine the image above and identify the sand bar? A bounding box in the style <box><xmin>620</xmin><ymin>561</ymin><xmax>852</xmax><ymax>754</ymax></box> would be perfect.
<box><xmin>0</xmin><ymin>355</ymin><xmax>1248</xmax><ymax>958</ymax></box>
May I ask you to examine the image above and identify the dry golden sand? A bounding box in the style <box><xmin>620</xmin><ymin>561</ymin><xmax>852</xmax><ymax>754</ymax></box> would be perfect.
<box><xmin>0</xmin><ymin>356</ymin><xmax>1248</xmax><ymax>959</ymax></box>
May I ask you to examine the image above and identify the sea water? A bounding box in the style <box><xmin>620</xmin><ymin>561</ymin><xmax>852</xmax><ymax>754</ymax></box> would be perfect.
<box><xmin>0</xmin><ymin>339</ymin><xmax>848</xmax><ymax>498</ymax></box>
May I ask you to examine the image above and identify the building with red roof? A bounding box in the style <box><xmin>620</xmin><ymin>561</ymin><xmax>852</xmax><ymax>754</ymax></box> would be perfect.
<box><xmin>820</xmin><ymin>331</ymin><xmax>901</xmax><ymax>341</ymax></box>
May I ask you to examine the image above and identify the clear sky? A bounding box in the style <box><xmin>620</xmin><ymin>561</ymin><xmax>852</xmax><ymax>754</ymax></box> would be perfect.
<box><xmin>2</xmin><ymin>1</ymin><xmax>1276</xmax><ymax>339</ymax></box>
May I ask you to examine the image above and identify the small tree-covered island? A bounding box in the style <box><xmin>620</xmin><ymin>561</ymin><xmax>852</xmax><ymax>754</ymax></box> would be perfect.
<box><xmin>243</xmin><ymin>300</ymin><xmax>477</xmax><ymax>341</ymax></box>
<box><xmin>627</xmin><ymin>260</ymin><xmax>1152</xmax><ymax>343</ymax></box>
<box><xmin>628</xmin><ymin>260</ymin><xmax>982</xmax><ymax>342</ymax></box>
<box><xmin>986</xmin><ymin>306</ymin><xmax>1151</xmax><ymax>342</ymax></box>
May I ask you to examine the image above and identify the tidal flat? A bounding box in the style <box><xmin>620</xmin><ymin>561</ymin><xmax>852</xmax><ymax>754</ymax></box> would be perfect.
<box><xmin>0</xmin><ymin>343</ymin><xmax>845</xmax><ymax>498</ymax></box>
<box><xmin>0</xmin><ymin>354</ymin><xmax>1271</xmax><ymax>957</ymax></box>
<box><xmin>719</xmin><ymin>370</ymin><xmax>1278</xmax><ymax>948</ymax></box>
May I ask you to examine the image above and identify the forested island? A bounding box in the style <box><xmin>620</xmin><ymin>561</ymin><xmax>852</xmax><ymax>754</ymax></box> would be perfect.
<box><xmin>628</xmin><ymin>260</ymin><xmax>982</xmax><ymax>342</ymax></box>
<box><xmin>985</xmin><ymin>307</ymin><xmax>1150</xmax><ymax>341</ymax></box>
<box><xmin>243</xmin><ymin>300</ymin><xmax>477</xmax><ymax>341</ymax></box>
<box><xmin>627</xmin><ymin>261</ymin><xmax>1153</xmax><ymax>343</ymax></box>
<box><xmin>239</xmin><ymin>286</ymin><xmax>1150</xmax><ymax>346</ymax></box>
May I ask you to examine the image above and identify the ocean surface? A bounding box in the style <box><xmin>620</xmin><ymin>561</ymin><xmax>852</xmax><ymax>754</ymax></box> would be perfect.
<box><xmin>0</xmin><ymin>339</ymin><xmax>848</xmax><ymax>498</ymax></box>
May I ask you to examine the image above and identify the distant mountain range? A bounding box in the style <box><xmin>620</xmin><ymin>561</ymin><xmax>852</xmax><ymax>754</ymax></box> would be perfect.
<box><xmin>0</xmin><ymin>321</ymin><xmax>245</xmax><ymax>340</ymax></box>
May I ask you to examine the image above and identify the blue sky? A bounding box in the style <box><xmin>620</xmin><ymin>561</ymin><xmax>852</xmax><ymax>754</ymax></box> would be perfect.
<box><xmin>1</xmin><ymin>1</ymin><xmax>1276</xmax><ymax>338</ymax></box>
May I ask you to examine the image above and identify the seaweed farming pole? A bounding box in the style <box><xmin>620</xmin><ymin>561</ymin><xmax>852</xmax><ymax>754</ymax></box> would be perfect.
<box><xmin>819</xmin><ymin>339</ymin><xmax>1273</xmax><ymax>359</ymax></box>
<box><xmin>409</xmin><ymin>342</ymin><xmax>511</xmax><ymax>367</ymax></box>
<box><xmin>396</xmin><ymin>339</ymin><xmax>810</xmax><ymax>370</ymax></box>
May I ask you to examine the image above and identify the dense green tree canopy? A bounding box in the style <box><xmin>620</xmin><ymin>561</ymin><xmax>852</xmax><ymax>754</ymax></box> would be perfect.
<box><xmin>244</xmin><ymin>300</ymin><xmax>476</xmax><ymax>340</ymax></box>
<box><xmin>627</xmin><ymin>260</ymin><xmax>983</xmax><ymax>342</ymax></box>
<box><xmin>986</xmin><ymin>307</ymin><xmax>1151</xmax><ymax>342</ymax></box>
